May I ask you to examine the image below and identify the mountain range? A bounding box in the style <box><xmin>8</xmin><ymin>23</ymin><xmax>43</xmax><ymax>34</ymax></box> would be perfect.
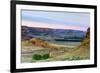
<box><xmin>21</xmin><ymin>26</ymin><xmax>86</xmax><ymax>41</ymax></box>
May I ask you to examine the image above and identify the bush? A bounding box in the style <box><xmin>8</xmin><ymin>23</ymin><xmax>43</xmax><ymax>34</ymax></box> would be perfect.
<box><xmin>42</xmin><ymin>54</ymin><xmax>49</xmax><ymax>59</ymax></box>
<box><xmin>32</xmin><ymin>54</ymin><xmax>50</xmax><ymax>60</ymax></box>
<box><xmin>32</xmin><ymin>54</ymin><xmax>42</xmax><ymax>60</ymax></box>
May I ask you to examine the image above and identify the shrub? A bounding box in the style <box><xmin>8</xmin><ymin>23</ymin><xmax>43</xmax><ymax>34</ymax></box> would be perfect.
<box><xmin>42</xmin><ymin>54</ymin><xmax>49</xmax><ymax>59</ymax></box>
<box><xmin>32</xmin><ymin>54</ymin><xmax>42</xmax><ymax>60</ymax></box>
<box><xmin>32</xmin><ymin>54</ymin><xmax>50</xmax><ymax>60</ymax></box>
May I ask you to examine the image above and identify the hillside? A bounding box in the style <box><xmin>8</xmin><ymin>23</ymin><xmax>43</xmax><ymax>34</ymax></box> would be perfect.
<box><xmin>21</xmin><ymin>26</ymin><xmax>89</xmax><ymax>62</ymax></box>
<box><xmin>72</xmin><ymin>28</ymin><xmax>90</xmax><ymax>57</ymax></box>
<box><xmin>21</xmin><ymin>26</ymin><xmax>85</xmax><ymax>41</ymax></box>
<box><xmin>50</xmin><ymin>28</ymin><xmax>90</xmax><ymax>60</ymax></box>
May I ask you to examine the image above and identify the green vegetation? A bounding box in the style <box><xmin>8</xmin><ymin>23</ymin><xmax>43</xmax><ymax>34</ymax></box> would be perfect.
<box><xmin>32</xmin><ymin>54</ymin><xmax>50</xmax><ymax>60</ymax></box>
<box><xmin>42</xmin><ymin>54</ymin><xmax>49</xmax><ymax>59</ymax></box>
<box><xmin>32</xmin><ymin>54</ymin><xmax>42</xmax><ymax>60</ymax></box>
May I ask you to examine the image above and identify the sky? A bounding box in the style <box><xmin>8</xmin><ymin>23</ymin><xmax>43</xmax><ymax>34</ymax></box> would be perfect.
<box><xmin>21</xmin><ymin>10</ymin><xmax>90</xmax><ymax>31</ymax></box>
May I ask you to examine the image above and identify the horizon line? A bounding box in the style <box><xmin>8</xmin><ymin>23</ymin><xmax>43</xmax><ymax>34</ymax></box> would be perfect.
<box><xmin>21</xmin><ymin>25</ymin><xmax>87</xmax><ymax>32</ymax></box>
